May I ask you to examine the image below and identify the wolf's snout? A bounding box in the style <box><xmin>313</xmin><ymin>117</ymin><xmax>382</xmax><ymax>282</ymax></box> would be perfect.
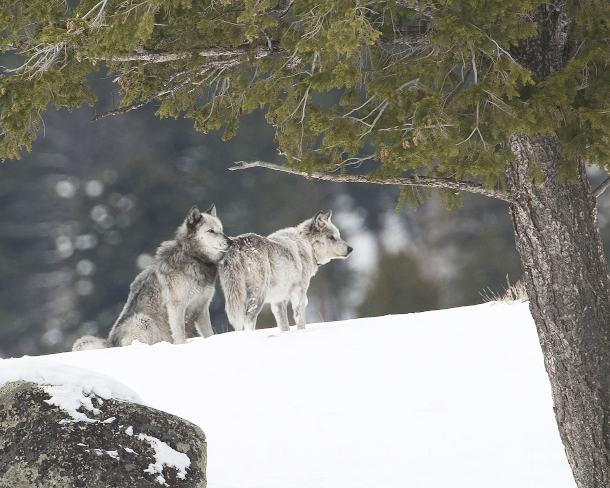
<box><xmin>346</xmin><ymin>245</ymin><xmax>353</xmax><ymax>255</ymax></box>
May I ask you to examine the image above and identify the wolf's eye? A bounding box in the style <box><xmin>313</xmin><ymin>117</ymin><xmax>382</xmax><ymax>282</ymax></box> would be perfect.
<box><xmin>208</xmin><ymin>229</ymin><xmax>216</xmax><ymax>234</ymax></box>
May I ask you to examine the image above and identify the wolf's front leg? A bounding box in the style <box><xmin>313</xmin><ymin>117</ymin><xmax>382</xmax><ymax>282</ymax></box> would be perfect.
<box><xmin>167</xmin><ymin>304</ymin><xmax>187</xmax><ymax>344</ymax></box>
<box><xmin>291</xmin><ymin>288</ymin><xmax>308</xmax><ymax>330</ymax></box>
<box><xmin>194</xmin><ymin>304</ymin><xmax>214</xmax><ymax>338</ymax></box>
<box><xmin>271</xmin><ymin>301</ymin><xmax>290</xmax><ymax>332</ymax></box>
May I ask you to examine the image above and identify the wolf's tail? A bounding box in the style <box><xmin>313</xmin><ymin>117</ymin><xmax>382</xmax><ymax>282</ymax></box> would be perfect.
<box><xmin>219</xmin><ymin>250</ymin><xmax>248</xmax><ymax>331</ymax></box>
<box><xmin>72</xmin><ymin>335</ymin><xmax>111</xmax><ymax>351</ymax></box>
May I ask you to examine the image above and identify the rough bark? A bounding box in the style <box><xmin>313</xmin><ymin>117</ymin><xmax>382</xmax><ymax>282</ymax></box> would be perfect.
<box><xmin>510</xmin><ymin>3</ymin><xmax>573</xmax><ymax>80</ymax></box>
<box><xmin>505</xmin><ymin>135</ymin><xmax>610</xmax><ymax>487</ymax></box>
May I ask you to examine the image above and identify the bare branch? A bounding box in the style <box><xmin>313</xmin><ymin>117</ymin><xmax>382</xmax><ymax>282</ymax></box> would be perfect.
<box><xmin>110</xmin><ymin>41</ymin><xmax>283</xmax><ymax>64</ymax></box>
<box><xmin>443</xmin><ymin>69</ymin><xmax>470</xmax><ymax>108</ymax></box>
<box><xmin>230</xmin><ymin>160</ymin><xmax>514</xmax><ymax>203</ymax></box>
<box><xmin>82</xmin><ymin>0</ymin><xmax>110</xmax><ymax>27</ymax></box>
<box><xmin>92</xmin><ymin>96</ymin><xmax>152</xmax><ymax>121</ymax></box>
<box><xmin>594</xmin><ymin>175</ymin><xmax>610</xmax><ymax>198</ymax></box>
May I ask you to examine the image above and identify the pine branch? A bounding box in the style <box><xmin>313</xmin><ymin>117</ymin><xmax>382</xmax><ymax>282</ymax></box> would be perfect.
<box><xmin>92</xmin><ymin>67</ymin><xmax>208</xmax><ymax>121</ymax></box>
<box><xmin>230</xmin><ymin>161</ymin><xmax>515</xmax><ymax>203</ymax></box>
<box><xmin>377</xmin><ymin>25</ymin><xmax>431</xmax><ymax>46</ymax></box>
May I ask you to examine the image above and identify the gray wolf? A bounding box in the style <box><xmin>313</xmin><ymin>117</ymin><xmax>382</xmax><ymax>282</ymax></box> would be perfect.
<box><xmin>72</xmin><ymin>205</ymin><xmax>231</xmax><ymax>351</ymax></box>
<box><xmin>219</xmin><ymin>211</ymin><xmax>352</xmax><ymax>332</ymax></box>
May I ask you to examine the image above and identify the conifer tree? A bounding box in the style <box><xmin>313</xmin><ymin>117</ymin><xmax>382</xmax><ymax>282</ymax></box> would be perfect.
<box><xmin>2</xmin><ymin>1</ymin><xmax>610</xmax><ymax>485</ymax></box>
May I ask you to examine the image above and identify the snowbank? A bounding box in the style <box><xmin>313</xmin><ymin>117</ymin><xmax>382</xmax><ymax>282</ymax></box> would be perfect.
<box><xmin>0</xmin><ymin>302</ymin><xmax>576</xmax><ymax>488</ymax></box>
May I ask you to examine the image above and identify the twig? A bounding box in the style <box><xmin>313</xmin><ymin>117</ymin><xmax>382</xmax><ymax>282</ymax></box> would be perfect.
<box><xmin>92</xmin><ymin>97</ymin><xmax>152</xmax><ymax>121</ymax></box>
<box><xmin>442</xmin><ymin>69</ymin><xmax>470</xmax><ymax>108</ymax></box>
<box><xmin>230</xmin><ymin>160</ymin><xmax>514</xmax><ymax>203</ymax></box>
<box><xmin>594</xmin><ymin>175</ymin><xmax>610</xmax><ymax>198</ymax></box>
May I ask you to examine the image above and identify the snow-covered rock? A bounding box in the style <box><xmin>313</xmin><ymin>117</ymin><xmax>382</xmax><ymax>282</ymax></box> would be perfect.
<box><xmin>0</xmin><ymin>377</ymin><xmax>206</xmax><ymax>487</ymax></box>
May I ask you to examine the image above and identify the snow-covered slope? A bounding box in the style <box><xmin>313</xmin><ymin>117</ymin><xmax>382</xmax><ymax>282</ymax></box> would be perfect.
<box><xmin>0</xmin><ymin>302</ymin><xmax>576</xmax><ymax>488</ymax></box>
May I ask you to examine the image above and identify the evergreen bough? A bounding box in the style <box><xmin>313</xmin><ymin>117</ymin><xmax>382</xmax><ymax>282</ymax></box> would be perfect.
<box><xmin>3</xmin><ymin>2</ymin><xmax>610</xmax><ymax>487</ymax></box>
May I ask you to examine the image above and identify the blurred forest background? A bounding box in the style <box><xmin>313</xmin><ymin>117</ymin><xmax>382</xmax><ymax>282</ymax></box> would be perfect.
<box><xmin>4</xmin><ymin>62</ymin><xmax>609</xmax><ymax>358</ymax></box>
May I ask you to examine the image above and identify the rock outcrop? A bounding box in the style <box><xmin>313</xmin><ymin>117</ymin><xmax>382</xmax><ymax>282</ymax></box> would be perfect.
<box><xmin>0</xmin><ymin>381</ymin><xmax>206</xmax><ymax>487</ymax></box>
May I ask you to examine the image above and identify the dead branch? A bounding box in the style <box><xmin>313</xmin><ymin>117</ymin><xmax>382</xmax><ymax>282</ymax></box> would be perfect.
<box><xmin>230</xmin><ymin>160</ymin><xmax>515</xmax><ymax>203</ymax></box>
<box><xmin>594</xmin><ymin>175</ymin><xmax>610</xmax><ymax>198</ymax></box>
<box><xmin>92</xmin><ymin>96</ymin><xmax>153</xmax><ymax>121</ymax></box>
<box><xmin>110</xmin><ymin>42</ymin><xmax>283</xmax><ymax>64</ymax></box>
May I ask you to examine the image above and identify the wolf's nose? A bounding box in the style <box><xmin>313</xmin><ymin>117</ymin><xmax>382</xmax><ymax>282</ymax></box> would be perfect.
<box><xmin>347</xmin><ymin>246</ymin><xmax>353</xmax><ymax>255</ymax></box>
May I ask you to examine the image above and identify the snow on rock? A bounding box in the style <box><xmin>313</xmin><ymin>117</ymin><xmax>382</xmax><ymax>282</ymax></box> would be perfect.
<box><xmin>139</xmin><ymin>433</ymin><xmax>191</xmax><ymax>483</ymax></box>
<box><xmin>124</xmin><ymin>423</ymin><xmax>191</xmax><ymax>484</ymax></box>
<box><xmin>0</xmin><ymin>358</ymin><xmax>142</xmax><ymax>423</ymax></box>
<box><xmin>0</xmin><ymin>379</ymin><xmax>207</xmax><ymax>487</ymax></box>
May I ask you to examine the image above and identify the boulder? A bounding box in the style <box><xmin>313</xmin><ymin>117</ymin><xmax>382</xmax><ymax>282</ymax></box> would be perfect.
<box><xmin>0</xmin><ymin>381</ymin><xmax>206</xmax><ymax>487</ymax></box>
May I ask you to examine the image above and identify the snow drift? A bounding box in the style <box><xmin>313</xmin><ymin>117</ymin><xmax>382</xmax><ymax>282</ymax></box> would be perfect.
<box><xmin>0</xmin><ymin>302</ymin><xmax>576</xmax><ymax>488</ymax></box>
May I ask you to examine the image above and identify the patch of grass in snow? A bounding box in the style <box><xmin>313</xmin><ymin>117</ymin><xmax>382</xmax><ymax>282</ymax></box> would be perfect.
<box><xmin>481</xmin><ymin>277</ymin><xmax>528</xmax><ymax>304</ymax></box>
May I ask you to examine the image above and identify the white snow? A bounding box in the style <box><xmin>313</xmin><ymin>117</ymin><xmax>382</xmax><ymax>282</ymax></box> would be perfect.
<box><xmin>0</xmin><ymin>358</ymin><xmax>142</xmax><ymax>423</ymax></box>
<box><xmin>138</xmin><ymin>433</ymin><xmax>191</xmax><ymax>482</ymax></box>
<box><xmin>0</xmin><ymin>302</ymin><xmax>576</xmax><ymax>488</ymax></box>
<box><xmin>105</xmin><ymin>450</ymin><xmax>120</xmax><ymax>460</ymax></box>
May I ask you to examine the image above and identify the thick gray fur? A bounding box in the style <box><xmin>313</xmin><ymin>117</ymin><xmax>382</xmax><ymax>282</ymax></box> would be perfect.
<box><xmin>72</xmin><ymin>204</ymin><xmax>231</xmax><ymax>351</ymax></box>
<box><xmin>219</xmin><ymin>211</ymin><xmax>352</xmax><ymax>332</ymax></box>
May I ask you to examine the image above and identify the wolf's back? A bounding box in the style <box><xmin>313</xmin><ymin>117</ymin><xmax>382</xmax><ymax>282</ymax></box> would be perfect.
<box><xmin>72</xmin><ymin>335</ymin><xmax>111</xmax><ymax>351</ymax></box>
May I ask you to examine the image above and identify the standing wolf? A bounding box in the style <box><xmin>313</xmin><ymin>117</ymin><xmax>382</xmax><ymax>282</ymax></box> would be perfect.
<box><xmin>219</xmin><ymin>211</ymin><xmax>352</xmax><ymax>332</ymax></box>
<box><xmin>72</xmin><ymin>205</ymin><xmax>231</xmax><ymax>351</ymax></box>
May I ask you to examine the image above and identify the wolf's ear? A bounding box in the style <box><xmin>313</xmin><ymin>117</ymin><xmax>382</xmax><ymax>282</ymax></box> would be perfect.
<box><xmin>204</xmin><ymin>204</ymin><xmax>217</xmax><ymax>218</ymax></box>
<box><xmin>316</xmin><ymin>211</ymin><xmax>332</xmax><ymax>224</ymax></box>
<box><xmin>312</xmin><ymin>211</ymin><xmax>327</xmax><ymax>229</ymax></box>
<box><xmin>187</xmin><ymin>205</ymin><xmax>202</xmax><ymax>227</ymax></box>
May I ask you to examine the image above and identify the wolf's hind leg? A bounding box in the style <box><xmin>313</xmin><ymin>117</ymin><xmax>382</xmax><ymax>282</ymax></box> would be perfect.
<box><xmin>271</xmin><ymin>301</ymin><xmax>290</xmax><ymax>332</ymax></box>
<box><xmin>291</xmin><ymin>288</ymin><xmax>309</xmax><ymax>330</ymax></box>
<box><xmin>244</xmin><ymin>292</ymin><xmax>265</xmax><ymax>331</ymax></box>
<box><xmin>116</xmin><ymin>314</ymin><xmax>171</xmax><ymax>346</ymax></box>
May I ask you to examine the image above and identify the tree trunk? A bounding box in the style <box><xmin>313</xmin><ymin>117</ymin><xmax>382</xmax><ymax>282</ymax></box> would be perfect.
<box><xmin>505</xmin><ymin>134</ymin><xmax>610</xmax><ymax>487</ymax></box>
<box><xmin>506</xmin><ymin>4</ymin><xmax>610</xmax><ymax>485</ymax></box>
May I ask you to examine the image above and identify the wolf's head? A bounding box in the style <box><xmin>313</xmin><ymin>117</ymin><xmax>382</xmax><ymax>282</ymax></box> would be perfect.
<box><xmin>307</xmin><ymin>211</ymin><xmax>353</xmax><ymax>265</ymax></box>
<box><xmin>184</xmin><ymin>204</ymin><xmax>231</xmax><ymax>262</ymax></box>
